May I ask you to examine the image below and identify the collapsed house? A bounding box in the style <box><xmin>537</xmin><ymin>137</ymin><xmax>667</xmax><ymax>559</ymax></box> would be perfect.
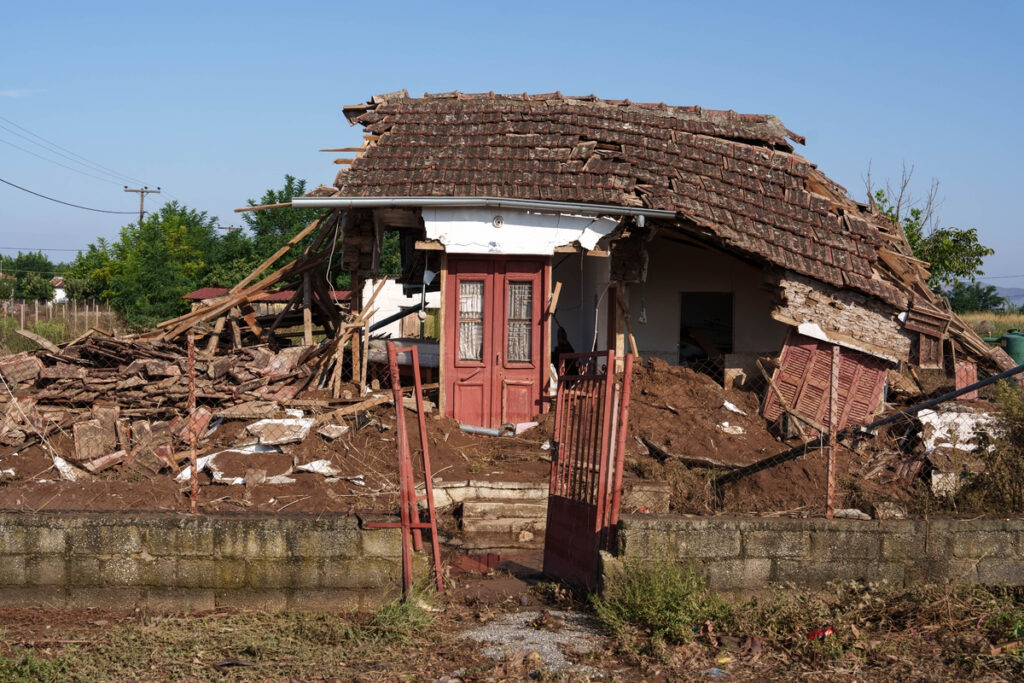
<box><xmin>152</xmin><ymin>91</ymin><xmax>1011</xmax><ymax>432</ymax></box>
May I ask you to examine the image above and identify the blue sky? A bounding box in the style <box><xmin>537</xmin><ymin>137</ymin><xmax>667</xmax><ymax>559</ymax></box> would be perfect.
<box><xmin>1</xmin><ymin>1</ymin><xmax>1021</xmax><ymax>285</ymax></box>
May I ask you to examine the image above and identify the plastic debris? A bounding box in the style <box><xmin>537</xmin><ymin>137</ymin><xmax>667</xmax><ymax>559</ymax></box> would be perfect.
<box><xmin>316</xmin><ymin>424</ymin><xmax>350</xmax><ymax>440</ymax></box>
<box><xmin>807</xmin><ymin>626</ymin><xmax>834</xmax><ymax>641</ymax></box>
<box><xmin>722</xmin><ymin>400</ymin><xmax>747</xmax><ymax>416</ymax></box>
<box><xmin>702</xmin><ymin>668</ymin><xmax>728</xmax><ymax>678</ymax></box>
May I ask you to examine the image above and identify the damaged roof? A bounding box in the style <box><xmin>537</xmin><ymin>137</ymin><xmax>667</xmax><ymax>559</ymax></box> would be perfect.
<box><xmin>335</xmin><ymin>90</ymin><xmax>905</xmax><ymax>306</ymax></box>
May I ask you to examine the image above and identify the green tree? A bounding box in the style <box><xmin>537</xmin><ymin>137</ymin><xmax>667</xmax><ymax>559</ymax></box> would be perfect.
<box><xmin>945</xmin><ymin>281</ymin><xmax>1006</xmax><ymax>313</ymax></box>
<box><xmin>105</xmin><ymin>202</ymin><xmax>220</xmax><ymax>329</ymax></box>
<box><xmin>2</xmin><ymin>251</ymin><xmax>57</xmax><ymax>300</ymax></box>
<box><xmin>241</xmin><ymin>175</ymin><xmax>323</xmax><ymax>263</ymax></box>
<box><xmin>868</xmin><ymin>167</ymin><xmax>994</xmax><ymax>291</ymax></box>
<box><xmin>64</xmin><ymin>240</ymin><xmax>114</xmax><ymax>301</ymax></box>
<box><xmin>17</xmin><ymin>273</ymin><xmax>55</xmax><ymax>301</ymax></box>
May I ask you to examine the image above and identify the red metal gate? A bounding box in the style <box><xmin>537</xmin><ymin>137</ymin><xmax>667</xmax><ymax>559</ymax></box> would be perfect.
<box><xmin>543</xmin><ymin>350</ymin><xmax>633</xmax><ymax>589</ymax></box>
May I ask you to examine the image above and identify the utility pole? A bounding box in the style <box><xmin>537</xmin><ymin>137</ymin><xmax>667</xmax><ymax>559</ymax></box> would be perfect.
<box><xmin>124</xmin><ymin>186</ymin><xmax>161</xmax><ymax>224</ymax></box>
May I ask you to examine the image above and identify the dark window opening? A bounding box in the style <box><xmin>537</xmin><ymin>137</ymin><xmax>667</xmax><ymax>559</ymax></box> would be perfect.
<box><xmin>679</xmin><ymin>292</ymin><xmax>733</xmax><ymax>383</ymax></box>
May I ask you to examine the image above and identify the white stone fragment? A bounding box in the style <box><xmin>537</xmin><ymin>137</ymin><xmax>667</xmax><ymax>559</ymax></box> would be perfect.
<box><xmin>245</xmin><ymin>417</ymin><xmax>315</xmax><ymax>445</ymax></box>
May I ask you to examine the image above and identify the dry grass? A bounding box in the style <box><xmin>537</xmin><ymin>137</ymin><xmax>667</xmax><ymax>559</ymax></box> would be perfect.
<box><xmin>959</xmin><ymin>310</ymin><xmax>1024</xmax><ymax>338</ymax></box>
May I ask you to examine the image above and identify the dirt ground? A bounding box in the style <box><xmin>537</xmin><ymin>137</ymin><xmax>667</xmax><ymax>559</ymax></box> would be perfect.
<box><xmin>0</xmin><ymin>353</ymin><xmax>996</xmax><ymax>518</ymax></box>
<box><xmin>0</xmin><ymin>552</ymin><xmax>1021</xmax><ymax>681</ymax></box>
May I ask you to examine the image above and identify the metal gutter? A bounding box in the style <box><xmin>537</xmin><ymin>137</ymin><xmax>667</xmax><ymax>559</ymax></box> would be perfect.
<box><xmin>291</xmin><ymin>196</ymin><xmax>677</xmax><ymax>219</ymax></box>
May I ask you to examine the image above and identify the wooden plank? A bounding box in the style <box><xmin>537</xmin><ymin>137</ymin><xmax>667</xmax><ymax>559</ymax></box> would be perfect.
<box><xmin>414</xmin><ymin>240</ymin><xmax>445</xmax><ymax>251</ymax></box>
<box><xmin>546</xmin><ymin>281</ymin><xmax>563</xmax><ymax>317</ymax></box>
<box><xmin>204</xmin><ymin>316</ymin><xmax>226</xmax><ymax>355</ymax></box>
<box><xmin>333</xmin><ymin>158</ymin><xmax>356</xmax><ymax>165</ymax></box>
<box><xmin>16</xmin><ymin>328</ymin><xmax>60</xmax><ymax>353</ymax></box>
<box><xmin>234</xmin><ymin>201</ymin><xmax>292</xmax><ymax>213</ymax></box>
<box><xmin>267</xmin><ymin>287</ymin><xmax>304</xmax><ymax>337</ymax></box>
<box><xmin>319</xmin><ymin>147</ymin><xmax>366</xmax><ymax>152</ymax></box>
<box><xmin>303</xmin><ymin>277</ymin><xmax>313</xmax><ymax>346</ymax></box>
<box><xmin>641</xmin><ymin>437</ymin><xmax>739</xmax><ymax>469</ymax></box>
<box><xmin>230</xmin><ymin>213</ymin><xmax>329</xmax><ymax>294</ymax></box>
<box><xmin>237</xmin><ymin>302</ymin><xmax>264</xmax><ymax>338</ymax></box>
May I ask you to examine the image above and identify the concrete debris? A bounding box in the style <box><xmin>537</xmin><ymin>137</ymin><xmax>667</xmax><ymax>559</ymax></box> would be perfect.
<box><xmin>297</xmin><ymin>459</ymin><xmax>342</xmax><ymax>477</ymax></box>
<box><xmin>833</xmin><ymin>508</ymin><xmax>872</xmax><ymax>520</ymax></box>
<box><xmin>316</xmin><ymin>424</ymin><xmax>350</xmax><ymax>440</ymax></box>
<box><xmin>919</xmin><ymin>406</ymin><xmax>994</xmax><ymax>454</ymax></box>
<box><xmin>53</xmin><ymin>455</ymin><xmax>91</xmax><ymax>482</ymax></box>
<box><xmin>871</xmin><ymin>501</ymin><xmax>907</xmax><ymax>520</ymax></box>
<box><xmin>717</xmin><ymin>421</ymin><xmax>745</xmax><ymax>435</ymax></box>
<box><xmin>245</xmin><ymin>417</ymin><xmax>314</xmax><ymax>445</ymax></box>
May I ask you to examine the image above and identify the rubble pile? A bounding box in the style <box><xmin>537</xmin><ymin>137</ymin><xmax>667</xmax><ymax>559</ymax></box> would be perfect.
<box><xmin>0</xmin><ymin>333</ymin><xmax>378</xmax><ymax>483</ymax></box>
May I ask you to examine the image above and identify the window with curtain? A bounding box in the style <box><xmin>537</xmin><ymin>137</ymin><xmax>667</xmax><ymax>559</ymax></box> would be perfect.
<box><xmin>458</xmin><ymin>280</ymin><xmax>484</xmax><ymax>361</ymax></box>
<box><xmin>506</xmin><ymin>281</ymin><xmax>532</xmax><ymax>362</ymax></box>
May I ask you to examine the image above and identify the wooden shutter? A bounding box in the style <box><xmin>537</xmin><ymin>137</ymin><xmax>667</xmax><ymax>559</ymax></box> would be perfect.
<box><xmin>763</xmin><ymin>331</ymin><xmax>889</xmax><ymax>434</ymax></box>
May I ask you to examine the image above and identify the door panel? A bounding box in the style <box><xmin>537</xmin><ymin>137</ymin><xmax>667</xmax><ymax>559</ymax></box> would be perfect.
<box><xmin>501</xmin><ymin>379</ymin><xmax>536</xmax><ymax>424</ymax></box>
<box><xmin>497</xmin><ymin>261</ymin><xmax>544</xmax><ymax>424</ymax></box>
<box><xmin>447</xmin><ymin>260</ymin><xmax>494</xmax><ymax>427</ymax></box>
<box><xmin>444</xmin><ymin>256</ymin><xmax>548</xmax><ymax>428</ymax></box>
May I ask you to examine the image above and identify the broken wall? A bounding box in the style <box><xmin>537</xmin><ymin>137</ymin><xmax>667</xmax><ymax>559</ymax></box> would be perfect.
<box><xmin>551</xmin><ymin>252</ymin><xmax>610</xmax><ymax>357</ymax></box>
<box><xmin>773</xmin><ymin>273</ymin><xmax>913</xmax><ymax>362</ymax></box>
<box><xmin>625</xmin><ymin>236</ymin><xmax>788</xmax><ymax>365</ymax></box>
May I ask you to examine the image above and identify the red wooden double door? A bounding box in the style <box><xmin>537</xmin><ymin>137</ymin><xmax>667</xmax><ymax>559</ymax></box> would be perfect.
<box><xmin>444</xmin><ymin>256</ymin><xmax>549</xmax><ymax>428</ymax></box>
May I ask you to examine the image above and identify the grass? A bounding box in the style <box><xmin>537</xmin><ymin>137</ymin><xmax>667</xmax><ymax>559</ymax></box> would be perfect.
<box><xmin>592</xmin><ymin>557</ymin><xmax>732</xmax><ymax>650</ymax></box>
<box><xmin>0</xmin><ymin>308</ymin><xmax>124</xmax><ymax>356</ymax></box>
<box><xmin>0</xmin><ymin>596</ymin><xmax>435</xmax><ymax>682</ymax></box>
<box><xmin>593</xmin><ymin>556</ymin><xmax>1024</xmax><ymax>678</ymax></box>
<box><xmin>959</xmin><ymin>310</ymin><xmax>1024</xmax><ymax>339</ymax></box>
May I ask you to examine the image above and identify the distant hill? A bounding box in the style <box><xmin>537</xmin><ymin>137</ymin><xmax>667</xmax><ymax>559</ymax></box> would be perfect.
<box><xmin>987</xmin><ymin>284</ymin><xmax>1024</xmax><ymax>308</ymax></box>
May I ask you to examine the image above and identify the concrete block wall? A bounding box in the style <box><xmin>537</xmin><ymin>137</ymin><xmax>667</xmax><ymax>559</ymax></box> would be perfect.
<box><xmin>0</xmin><ymin>512</ymin><xmax>418</xmax><ymax>611</ymax></box>
<box><xmin>612</xmin><ymin>515</ymin><xmax>1024</xmax><ymax>593</ymax></box>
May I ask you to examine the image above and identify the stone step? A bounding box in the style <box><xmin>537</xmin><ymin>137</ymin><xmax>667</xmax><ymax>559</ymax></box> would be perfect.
<box><xmin>461</xmin><ymin>499</ymin><xmax>548</xmax><ymax>521</ymax></box>
<box><xmin>446</xmin><ymin>530</ymin><xmax>544</xmax><ymax>553</ymax></box>
<box><xmin>461</xmin><ymin>516</ymin><xmax>547</xmax><ymax>534</ymax></box>
<box><xmin>426</xmin><ymin>480</ymin><xmax>548</xmax><ymax>510</ymax></box>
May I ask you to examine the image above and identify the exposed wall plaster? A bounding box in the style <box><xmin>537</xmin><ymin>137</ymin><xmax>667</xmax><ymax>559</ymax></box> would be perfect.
<box><xmin>772</xmin><ymin>273</ymin><xmax>912</xmax><ymax>362</ymax></box>
<box><xmin>421</xmin><ymin>207</ymin><xmax>618</xmax><ymax>255</ymax></box>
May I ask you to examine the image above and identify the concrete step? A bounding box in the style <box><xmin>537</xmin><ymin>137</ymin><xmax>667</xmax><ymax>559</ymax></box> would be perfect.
<box><xmin>426</xmin><ymin>480</ymin><xmax>547</xmax><ymax>510</ymax></box>
<box><xmin>447</xmin><ymin>530</ymin><xmax>544</xmax><ymax>554</ymax></box>
<box><xmin>461</xmin><ymin>499</ymin><xmax>548</xmax><ymax>520</ymax></box>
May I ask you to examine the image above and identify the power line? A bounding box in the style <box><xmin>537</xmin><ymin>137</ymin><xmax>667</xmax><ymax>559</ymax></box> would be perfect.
<box><xmin>0</xmin><ymin>114</ymin><xmax>150</xmax><ymax>186</ymax></box>
<box><xmin>0</xmin><ymin>247</ymin><xmax>89</xmax><ymax>252</ymax></box>
<box><xmin>0</xmin><ymin>136</ymin><xmax>125</xmax><ymax>185</ymax></box>
<box><xmin>0</xmin><ymin>177</ymin><xmax>138</xmax><ymax>214</ymax></box>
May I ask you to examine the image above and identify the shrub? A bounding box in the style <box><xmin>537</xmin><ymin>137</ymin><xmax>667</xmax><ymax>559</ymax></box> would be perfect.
<box><xmin>960</xmin><ymin>381</ymin><xmax>1024</xmax><ymax>512</ymax></box>
<box><xmin>592</xmin><ymin>557</ymin><xmax>731</xmax><ymax>649</ymax></box>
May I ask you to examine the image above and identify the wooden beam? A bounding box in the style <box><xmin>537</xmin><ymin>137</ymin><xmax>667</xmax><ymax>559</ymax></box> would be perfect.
<box><xmin>414</xmin><ymin>240</ymin><xmax>445</xmax><ymax>251</ymax></box>
<box><xmin>231</xmin><ymin>213</ymin><xmax>329</xmax><ymax>293</ymax></box>
<box><xmin>204</xmin><ymin>316</ymin><xmax>227</xmax><ymax>355</ymax></box>
<box><xmin>303</xmin><ymin>276</ymin><xmax>313</xmax><ymax>346</ymax></box>
<box><xmin>546</xmin><ymin>281</ymin><xmax>563</xmax><ymax>317</ymax></box>
<box><xmin>238</xmin><ymin>302</ymin><xmax>264</xmax><ymax>338</ymax></box>
<box><xmin>333</xmin><ymin>158</ymin><xmax>356</xmax><ymax>165</ymax></box>
<box><xmin>234</xmin><ymin>201</ymin><xmax>292</xmax><ymax>213</ymax></box>
<box><xmin>15</xmin><ymin>328</ymin><xmax>59</xmax><ymax>353</ymax></box>
<box><xmin>319</xmin><ymin>147</ymin><xmax>365</xmax><ymax>152</ymax></box>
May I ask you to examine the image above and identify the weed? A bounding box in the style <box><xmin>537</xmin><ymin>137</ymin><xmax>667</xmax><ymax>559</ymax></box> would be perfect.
<box><xmin>958</xmin><ymin>381</ymin><xmax>1024</xmax><ymax>512</ymax></box>
<box><xmin>363</xmin><ymin>594</ymin><xmax>434</xmax><ymax>642</ymax></box>
<box><xmin>0</xmin><ymin>648</ymin><xmax>75</xmax><ymax>682</ymax></box>
<box><xmin>591</xmin><ymin>556</ymin><xmax>731</xmax><ymax>650</ymax></box>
